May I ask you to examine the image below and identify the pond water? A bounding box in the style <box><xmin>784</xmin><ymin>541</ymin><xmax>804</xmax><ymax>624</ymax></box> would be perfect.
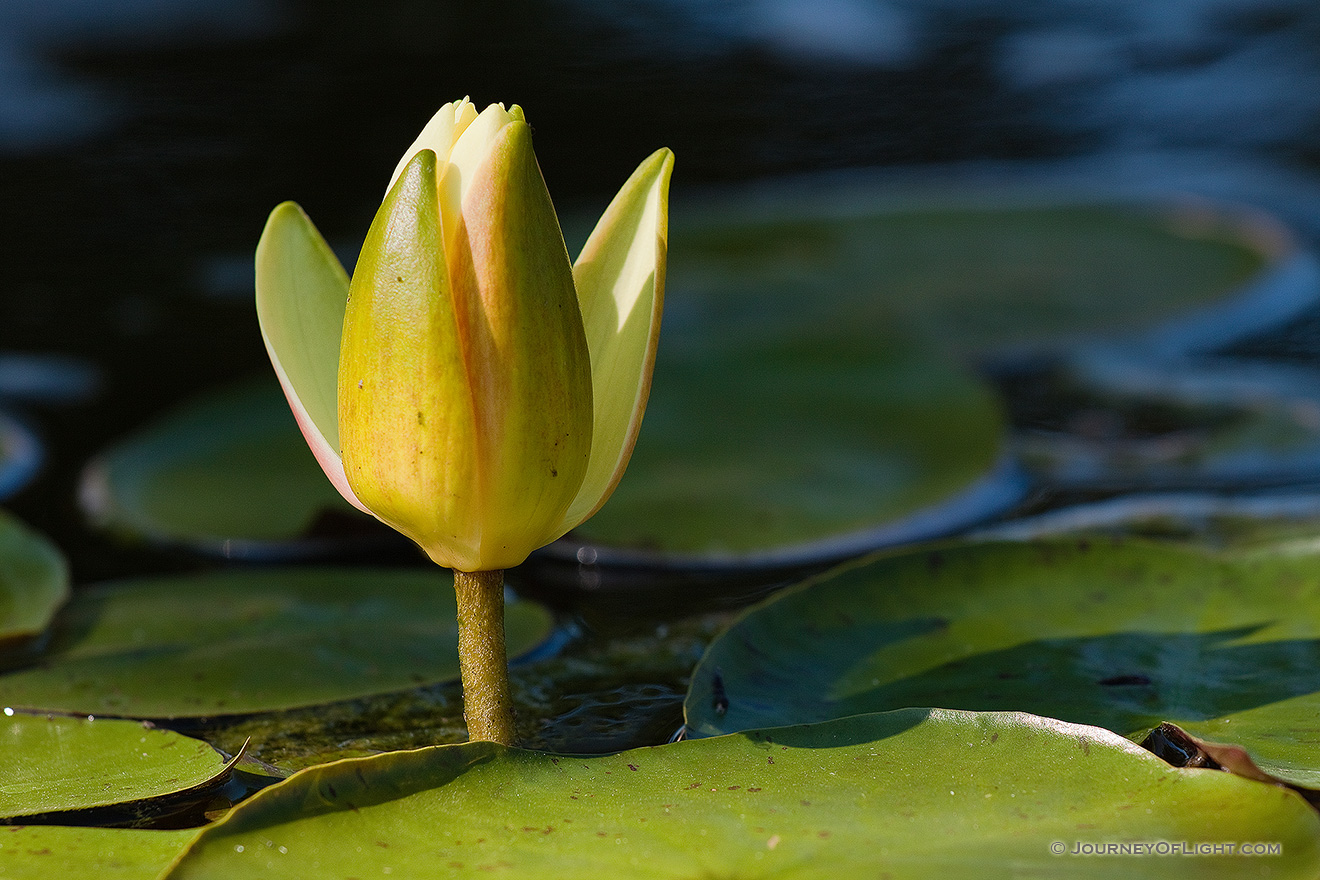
<box><xmin>7</xmin><ymin>0</ymin><xmax>1320</xmax><ymax>805</ymax></box>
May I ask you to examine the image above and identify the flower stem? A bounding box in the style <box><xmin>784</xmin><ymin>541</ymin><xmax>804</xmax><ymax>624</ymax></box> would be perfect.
<box><xmin>452</xmin><ymin>568</ymin><xmax>516</xmax><ymax>746</ymax></box>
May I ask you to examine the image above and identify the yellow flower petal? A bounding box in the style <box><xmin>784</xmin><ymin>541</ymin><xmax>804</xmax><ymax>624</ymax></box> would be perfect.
<box><xmin>559</xmin><ymin>147</ymin><xmax>674</xmax><ymax>532</ymax></box>
<box><xmin>438</xmin><ymin>102</ymin><xmax>519</xmax><ymax>255</ymax></box>
<box><xmin>338</xmin><ymin>150</ymin><xmax>485</xmax><ymax>569</ymax></box>
<box><xmin>448</xmin><ymin>119</ymin><xmax>593</xmax><ymax>567</ymax></box>
<box><xmin>384</xmin><ymin>98</ymin><xmax>478</xmax><ymax>197</ymax></box>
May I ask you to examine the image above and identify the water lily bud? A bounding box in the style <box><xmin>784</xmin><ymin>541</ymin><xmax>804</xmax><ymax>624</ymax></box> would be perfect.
<box><xmin>256</xmin><ymin>98</ymin><xmax>673</xmax><ymax>573</ymax></box>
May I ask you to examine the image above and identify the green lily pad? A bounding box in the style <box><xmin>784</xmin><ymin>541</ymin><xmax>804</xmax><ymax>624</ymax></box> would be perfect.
<box><xmin>84</xmin><ymin>343</ymin><xmax>1014</xmax><ymax>577</ymax></box>
<box><xmin>0</xmin><ymin>714</ymin><xmax>228</xmax><ymax>820</ymax></box>
<box><xmin>0</xmin><ymin>826</ymin><xmax>199</xmax><ymax>879</ymax></box>
<box><xmin>162</xmin><ymin>709</ymin><xmax>1320</xmax><ymax>879</ymax></box>
<box><xmin>686</xmin><ymin>539</ymin><xmax>1320</xmax><ymax>789</ymax></box>
<box><xmin>559</xmin><ymin>324</ymin><xmax>1016</xmax><ymax>565</ymax></box>
<box><xmin>665</xmin><ymin>176</ymin><xmax>1301</xmax><ymax>359</ymax></box>
<box><xmin>0</xmin><ymin>510</ymin><xmax>68</xmax><ymax>643</ymax></box>
<box><xmin>553</xmin><ymin>183</ymin><xmax>1308</xmax><ymax>571</ymax></box>
<box><xmin>0</xmin><ymin>568</ymin><xmax>553</xmax><ymax>717</ymax></box>
<box><xmin>79</xmin><ymin>380</ymin><xmax>384</xmax><ymax>559</ymax></box>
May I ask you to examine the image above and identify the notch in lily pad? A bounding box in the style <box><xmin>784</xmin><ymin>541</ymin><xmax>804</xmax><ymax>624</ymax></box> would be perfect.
<box><xmin>0</xmin><ymin>714</ymin><xmax>236</xmax><ymax>826</ymax></box>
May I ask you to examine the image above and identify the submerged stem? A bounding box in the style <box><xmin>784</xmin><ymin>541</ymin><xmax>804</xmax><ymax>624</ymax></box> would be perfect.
<box><xmin>452</xmin><ymin>568</ymin><xmax>516</xmax><ymax>746</ymax></box>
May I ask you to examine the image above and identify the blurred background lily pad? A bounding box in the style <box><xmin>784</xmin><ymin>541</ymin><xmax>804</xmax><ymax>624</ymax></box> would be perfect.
<box><xmin>0</xmin><ymin>567</ymin><xmax>553</xmax><ymax>718</ymax></box>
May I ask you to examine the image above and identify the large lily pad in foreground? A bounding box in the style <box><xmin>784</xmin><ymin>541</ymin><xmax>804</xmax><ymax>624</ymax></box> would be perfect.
<box><xmin>79</xmin><ymin>381</ymin><xmax>383</xmax><ymax>559</ymax></box>
<box><xmin>0</xmin><ymin>568</ymin><xmax>553</xmax><ymax>717</ymax></box>
<box><xmin>0</xmin><ymin>826</ymin><xmax>199</xmax><ymax>879</ymax></box>
<box><xmin>0</xmin><ymin>714</ymin><xmax>227</xmax><ymax>820</ymax></box>
<box><xmin>0</xmin><ymin>510</ymin><xmax>68</xmax><ymax>643</ymax></box>
<box><xmin>686</xmin><ymin>539</ymin><xmax>1320</xmax><ymax>788</ymax></box>
<box><xmin>163</xmin><ymin>709</ymin><xmax>1319</xmax><ymax>879</ymax></box>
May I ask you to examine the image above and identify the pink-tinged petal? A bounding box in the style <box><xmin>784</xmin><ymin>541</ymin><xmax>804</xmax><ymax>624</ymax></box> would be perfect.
<box><xmin>273</xmin><ymin>358</ymin><xmax>368</xmax><ymax>515</ymax></box>
<box><xmin>254</xmin><ymin>201</ymin><xmax>368</xmax><ymax>514</ymax></box>
<box><xmin>448</xmin><ymin>120</ymin><xmax>593</xmax><ymax>567</ymax></box>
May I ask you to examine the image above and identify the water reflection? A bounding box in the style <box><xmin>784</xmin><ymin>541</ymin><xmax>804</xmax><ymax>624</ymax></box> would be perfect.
<box><xmin>0</xmin><ymin>0</ymin><xmax>277</xmax><ymax>150</ymax></box>
<box><xmin>577</xmin><ymin>0</ymin><xmax>1320</xmax><ymax>154</ymax></box>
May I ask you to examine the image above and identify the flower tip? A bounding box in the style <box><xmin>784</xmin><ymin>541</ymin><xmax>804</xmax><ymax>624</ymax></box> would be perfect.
<box><xmin>269</xmin><ymin>198</ymin><xmax>303</xmax><ymax>216</ymax></box>
<box><xmin>258</xmin><ymin>200</ymin><xmax>311</xmax><ymax>243</ymax></box>
<box><xmin>645</xmin><ymin>147</ymin><xmax>677</xmax><ymax>181</ymax></box>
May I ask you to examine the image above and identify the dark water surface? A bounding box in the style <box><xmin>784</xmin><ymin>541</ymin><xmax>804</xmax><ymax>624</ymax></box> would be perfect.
<box><xmin>5</xmin><ymin>0</ymin><xmax>1320</xmax><ymax>572</ymax></box>
<box><xmin>5</xmin><ymin>0</ymin><xmax>1320</xmax><ymax>762</ymax></box>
